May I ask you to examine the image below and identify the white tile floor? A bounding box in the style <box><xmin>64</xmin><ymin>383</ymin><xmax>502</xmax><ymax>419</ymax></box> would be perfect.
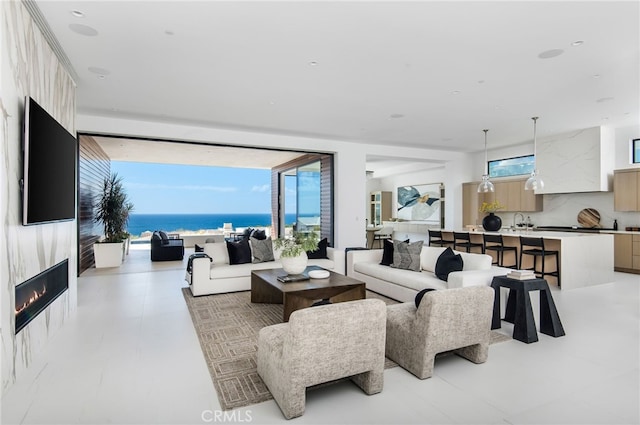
<box><xmin>1</xmin><ymin>247</ymin><xmax>638</xmax><ymax>425</ymax></box>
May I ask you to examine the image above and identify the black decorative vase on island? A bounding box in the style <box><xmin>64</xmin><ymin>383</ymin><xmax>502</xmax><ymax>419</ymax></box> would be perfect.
<box><xmin>482</xmin><ymin>213</ymin><xmax>502</xmax><ymax>232</ymax></box>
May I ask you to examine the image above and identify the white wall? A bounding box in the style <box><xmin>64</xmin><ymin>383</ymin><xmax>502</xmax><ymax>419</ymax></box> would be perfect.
<box><xmin>1</xmin><ymin>1</ymin><xmax>77</xmax><ymax>395</ymax></box>
<box><xmin>375</xmin><ymin>154</ymin><xmax>477</xmax><ymax>230</ymax></box>
<box><xmin>78</xmin><ymin>114</ymin><xmax>373</xmax><ymax>248</ymax></box>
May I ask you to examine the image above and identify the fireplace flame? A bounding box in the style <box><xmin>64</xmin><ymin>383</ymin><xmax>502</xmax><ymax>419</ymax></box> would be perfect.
<box><xmin>15</xmin><ymin>286</ymin><xmax>46</xmax><ymax>315</ymax></box>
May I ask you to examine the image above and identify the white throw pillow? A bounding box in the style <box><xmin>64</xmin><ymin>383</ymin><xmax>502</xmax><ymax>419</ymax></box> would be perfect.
<box><xmin>204</xmin><ymin>242</ymin><xmax>230</xmax><ymax>266</ymax></box>
<box><xmin>457</xmin><ymin>251</ymin><xmax>492</xmax><ymax>271</ymax></box>
<box><xmin>420</xmin><ymin>246</ymin><xmax>446</xmax><ymax>272</ymax></box>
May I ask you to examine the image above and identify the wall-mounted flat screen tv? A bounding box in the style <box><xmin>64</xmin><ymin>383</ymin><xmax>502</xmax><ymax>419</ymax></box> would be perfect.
<box><xmin>23</xmin><ymin>97</ymin><xmax>77</xmax><ymax>225</ymax></box>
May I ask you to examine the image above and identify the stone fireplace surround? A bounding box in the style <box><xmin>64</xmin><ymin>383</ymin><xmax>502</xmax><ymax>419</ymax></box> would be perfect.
<box><xmin>1</xmin><ymin>1</ymin><xmax>78</xmax><ymax>395</ymax></box>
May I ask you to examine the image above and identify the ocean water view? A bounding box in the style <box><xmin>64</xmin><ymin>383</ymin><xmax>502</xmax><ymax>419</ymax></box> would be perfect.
<box><xmin>127</xmin><ymin>213</ymin><xmax>297</xmax><ymax>237</ymax></box>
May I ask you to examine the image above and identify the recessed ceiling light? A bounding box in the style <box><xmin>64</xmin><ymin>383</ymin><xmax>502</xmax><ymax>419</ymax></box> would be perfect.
<box><xmin>309</xmin><ymin>61</ymin><xmax>318</xmax><ymax>66</ymax></box>
<box><xmin>592</xmin><ymin>74</ymin><xmax>601</xmax><ymax>78</ymax></box>
<box><xmin>70</xmin><ymin>10</ymin><xmax>84</xmax><ymax>18</ymax></box>
<box><xmin>452</xmin><ymin>90</ymin><xmax>461</xmax><ymax>95</ymax></box>
<box><xmin>390</xmin><ymin>114</ymin><xmax>404</xmax><ymax>119</ymax></box>
<box><xmin>477</xmin><ymin>80</ymin><xmax>485</xmax><ymax>84</ymax></box>
<box><xmin>571</xmin><ymin>40</ymin><xmax>584</xmax><ymax>46</ymax></box>
<box><xmin>165</xmin><ymin>30</ymin><xmax>174</xmax><ymax>36</ymax></box>
<box><xmin>88</xmin><ymin>66</ymin><xmax>110</xmax><ymax>75</ymax></box>
<box><xmin>538</xmin><ymin>49</ymin><xmax>564</xmax><ymax>59</ymax></box>
<box><xmin>97</xmin><ymin>75</ymin><xmax>106</xmax><ymax>80</ymax></box>
<box><xmin>69</xmin><ymin>23</ymin><xmax>98</xmax><ymax>36</ymax></box>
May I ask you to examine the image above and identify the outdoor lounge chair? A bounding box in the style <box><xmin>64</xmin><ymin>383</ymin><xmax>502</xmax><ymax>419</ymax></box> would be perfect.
<box><xmin>151</xmin><ymin>230</ymin><xmax>184</xmax><ymax>261</ymax></box>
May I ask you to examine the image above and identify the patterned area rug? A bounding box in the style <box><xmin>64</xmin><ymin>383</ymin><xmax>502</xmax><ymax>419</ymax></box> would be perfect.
<box><xmin>181</xmin><ymin>288</ymin><xmax>510</xmax><ymax>411</ymax></box>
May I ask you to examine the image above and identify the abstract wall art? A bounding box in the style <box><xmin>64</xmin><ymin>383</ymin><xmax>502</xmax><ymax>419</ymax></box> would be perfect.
<box><xmin>397</xmin><ymin>183</ymin><xmax>444</xmax><ymax>226</ymax></box>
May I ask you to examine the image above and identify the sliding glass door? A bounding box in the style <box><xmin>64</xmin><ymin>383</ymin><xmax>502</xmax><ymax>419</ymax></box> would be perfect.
<box><xmin>272</xmin><ymin>155</ymin><xmax>333</xmax><ymax>244</ymax></box>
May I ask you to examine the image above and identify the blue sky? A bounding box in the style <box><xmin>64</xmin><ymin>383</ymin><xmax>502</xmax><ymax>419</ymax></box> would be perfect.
<box><xmin>111</xmin><ymin>161</ymin><xmax>278</xmax><ymax>214</ymax></box>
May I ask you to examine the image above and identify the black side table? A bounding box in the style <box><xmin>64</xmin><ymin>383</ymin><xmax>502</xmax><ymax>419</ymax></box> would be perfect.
<box><xmin>490</xmin><ymin>275</ymin><xmax>565</xmax><ymax>344</ymax></box>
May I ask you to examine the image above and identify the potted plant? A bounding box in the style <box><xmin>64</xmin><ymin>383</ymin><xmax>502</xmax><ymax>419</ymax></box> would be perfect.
<box><xmin>479</xmin><ymin>200</ymin><xmax>504</xmax><ymax>231</ymax></box>
<box><xmin>274</xmin><ymin>231</ymin><xmax>319</xmax><ymax>275</ymax></box>
<box><xmin>93</xmin><ymin>173</ymin><xmax>134</xmax><ymax>268</ymax></box>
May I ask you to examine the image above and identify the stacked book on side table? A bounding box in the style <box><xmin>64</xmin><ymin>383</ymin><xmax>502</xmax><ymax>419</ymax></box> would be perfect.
<box><xmin>506</xmin><ymin>270</ymin><xmax>537</xmax><ymax>280</ymax></box>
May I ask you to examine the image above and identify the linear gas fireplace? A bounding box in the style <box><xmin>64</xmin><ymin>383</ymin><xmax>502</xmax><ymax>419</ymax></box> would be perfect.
<box><xmin>15</xmin><ymin>259</ymin><xmax>69</xmax><ymax>334</ymax></box>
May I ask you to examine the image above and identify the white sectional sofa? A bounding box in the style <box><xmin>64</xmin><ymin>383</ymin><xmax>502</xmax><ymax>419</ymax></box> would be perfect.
<box><xmin>347</xmin><ymin>246</ymin><xmax>510</xmax><ymax>303</ymax></box>
<box><xmin>187</xmin><ymin>241</ymin><xmax>345</xmax><ymax>296</ymax></box>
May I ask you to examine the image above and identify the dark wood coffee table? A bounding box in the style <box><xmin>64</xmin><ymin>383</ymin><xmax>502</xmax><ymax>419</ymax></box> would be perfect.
<box><xmin>251</xmin><ymin>266</ymin><xmax>366</xmax><ymax>322</ymax></box>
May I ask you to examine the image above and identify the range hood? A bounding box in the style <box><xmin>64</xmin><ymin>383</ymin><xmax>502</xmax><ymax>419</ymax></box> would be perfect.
<box><xmin>535</xmin><ymin>126</ymin><xmax>614</xmax><ymax>194</ymax></box>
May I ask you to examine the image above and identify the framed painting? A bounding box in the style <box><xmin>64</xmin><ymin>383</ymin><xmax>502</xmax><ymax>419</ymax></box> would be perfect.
<box><xmin>396</xmin><ymin>183</ymin><xmax>444</xmax><ymax>226</ymax></box>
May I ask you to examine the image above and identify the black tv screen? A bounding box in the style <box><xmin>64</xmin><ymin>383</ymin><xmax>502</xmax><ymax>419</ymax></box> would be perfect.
<box><xmin>23</xmin><ymin>97</ymin><xmax>77</xmax><ymax>225</ymax></box>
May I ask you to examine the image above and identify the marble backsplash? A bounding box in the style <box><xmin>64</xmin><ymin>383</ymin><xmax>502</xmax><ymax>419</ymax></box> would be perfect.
<box><xmin>494</xmin><ymin>191</ymin><xmax>640</xmax><ymax>230</ymax></box>
<box><xmin>1</xmin><ymin>1</ymin><xmax>77</xmax><ymax>395</ymax></box>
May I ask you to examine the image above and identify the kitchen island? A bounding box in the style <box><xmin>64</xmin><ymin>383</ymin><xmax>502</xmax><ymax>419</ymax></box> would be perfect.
<box><xmin>452</xmin><ymin>230</ymin><xmax>615</xmax><ymax>290</ymax></box>
<box><xmin>383</xmin><ymin>221</ymin><xmax>616</xmax><ymax>289</ymax></box>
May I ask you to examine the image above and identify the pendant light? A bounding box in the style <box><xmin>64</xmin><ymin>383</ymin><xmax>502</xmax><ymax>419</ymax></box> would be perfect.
<box><xmin>524</xmin><ymin>116</ymin><xmax>544</xmax><ymax>191</ymax></box>
<box><xmin>477</xmin><ymin>129</ymin><xmax>495</xmax><ymax>193</ymax></box>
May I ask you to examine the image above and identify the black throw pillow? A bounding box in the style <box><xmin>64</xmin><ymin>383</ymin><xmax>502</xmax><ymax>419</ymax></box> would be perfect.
<box><xmin>226</xmin><ymin>238</ymin><xmax>252</xmax><ymax>265</ymax></box>
<box><xmin>380</xmin><ymin>239</ymin><xmax>395</xmax><ymax>266</ymax></box>
<box><xmin>158</xmin><ymin>230</ymin><xmax>169</xmax><ymax>245</ymax></box>
<box><xmin>435</xmin><ymin>247</ymin><xmax>463</xmax><ymax>281</ymax></box>
<box><xmin>380</xmin><ymin>238</ymin><xmax>410</xmax><ymax>266</ymax></box>
<box><xmin>307</xmin><ymin>238</ymin><xmax>328</xmax><ymax>259</ymax></box>
<box><xmin>250</xmin><ymin>228</ymin><xmax>267</xmax><ymax>240</ymax></box>
<box><xmin>415</xmin><ymin>288</ymin><xmax>437</xmax><ymax>308</ymax></box>
<box><xmin>239</xmin><ymin>227</ymin><xmax>254</xmax><ymax>240</ymax></box>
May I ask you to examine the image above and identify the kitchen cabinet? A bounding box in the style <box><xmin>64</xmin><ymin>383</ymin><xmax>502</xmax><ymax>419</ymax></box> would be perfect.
<box><xmin>463</xmin><ymin>178</ymin><xmax>542</xmax><ymax>221</ymax></box>
<box><xmin>614</xmin><ymin>168</ymin><xmax>640</xmax><ymax>211</ymax></box>
<box><xmin>613</xmin><ymin>234</ymin><xmax>640</xmax><ymax>274</ymax></box>
<box><xmin>494</xmin><ymin>179</ymin><xmax>542</xmax><ymax>212</ymax></box>
<box><xmin>493</xmin><ymin>181</ymin><xmax>522</xmax><ymax>212</ymax></box>
<box><xmin>462</xmin><ymin>183</ymin><xmax>480</xmax><ymax>226</ymax></box>
<box><xmin>370</xmin><ymin>191</ymin><xmax>391</xmax><ymax>226</ymax></box>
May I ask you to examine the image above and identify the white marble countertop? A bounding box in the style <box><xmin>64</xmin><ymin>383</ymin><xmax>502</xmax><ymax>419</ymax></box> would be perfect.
<box><xmin>598</xmin><ymin>230</ymin><xmax>640</xmax><ymax>235</ymax></box>
<box><xmin>452</xmin><ymin>229</ymin><xmax>614</xmax><ymax>239</ymax></box>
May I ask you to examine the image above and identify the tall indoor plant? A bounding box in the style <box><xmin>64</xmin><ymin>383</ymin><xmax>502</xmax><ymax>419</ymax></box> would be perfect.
<box><xmin>274</xmin><ymin>231</ymin><xmax>319</xmax><ymax>275</ymax></box>
<box><xmin>93</xmin><ymin>173</ymin><xmax>134</xmax><ymax>268</ymax></box>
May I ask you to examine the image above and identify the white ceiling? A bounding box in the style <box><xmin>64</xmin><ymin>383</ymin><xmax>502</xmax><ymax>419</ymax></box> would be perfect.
<box><xmin>88</xmin><ymin>135</ymin><xmax>306</xmax><ymax>169</ymax></box>
<box><xmin>33</xmin><ymin>1</ymin><xmax>640</xmax><ymax>171</ymax></box>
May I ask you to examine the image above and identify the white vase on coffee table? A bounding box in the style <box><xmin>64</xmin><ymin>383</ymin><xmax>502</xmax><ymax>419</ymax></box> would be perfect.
<box><xmin>281</xmin><ymin>252</ymin><xmax>308</xmax><ymax>275</ymax></box>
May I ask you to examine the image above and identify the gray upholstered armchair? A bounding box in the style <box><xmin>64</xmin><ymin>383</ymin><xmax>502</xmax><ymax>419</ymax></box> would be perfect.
<box><xmin>385</xmin><ymin>286</ymin><xmax>494</xmax><ymax>379</ymax></box>
<box><xmin>257</xmin><ymin>299</ymin><xmax>387</xmax><ymax>419</ymax></box>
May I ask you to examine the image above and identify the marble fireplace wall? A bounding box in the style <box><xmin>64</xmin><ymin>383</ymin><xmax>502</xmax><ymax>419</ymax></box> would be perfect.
<box><xmin>1</xmin><ymin>1</ymin><xmax>77</xmax><ymax>395</ymax></box>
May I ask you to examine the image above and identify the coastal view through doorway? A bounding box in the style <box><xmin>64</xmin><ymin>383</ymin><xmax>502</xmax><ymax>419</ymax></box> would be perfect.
<box><xmin>78</xmin><ymin>135</ymin><xmax>332</xmax><ymax>268</ymax></box>
<box><xmin>112</xmin><ymin>160</ymin><xmax>299</xmax><ymax>243</ymax></box>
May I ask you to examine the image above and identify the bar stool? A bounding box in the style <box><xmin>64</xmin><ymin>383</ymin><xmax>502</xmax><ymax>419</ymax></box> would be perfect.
<box><xmin>519</xmin><ymin>237</ymin><xmax>561</xmax><ymax>288</ymax></box>
<box><xmin>453</xmin><ymin>232</ymin><xmax>484</xmax><ymax>253</ymax></box>
<box><xmin>483</xmin><ymin>234</ymin><xmax>518</xmax><ymax>268</ymax></box>
<box><xmin>428</xmin><ymin>230</ymin><xmax>454</xmax><ymax>247</ymax></box>
<box><xmin>371</xmin><ymin>226</ymin><xmax>393</xmax><ymax>249</ymax></box>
